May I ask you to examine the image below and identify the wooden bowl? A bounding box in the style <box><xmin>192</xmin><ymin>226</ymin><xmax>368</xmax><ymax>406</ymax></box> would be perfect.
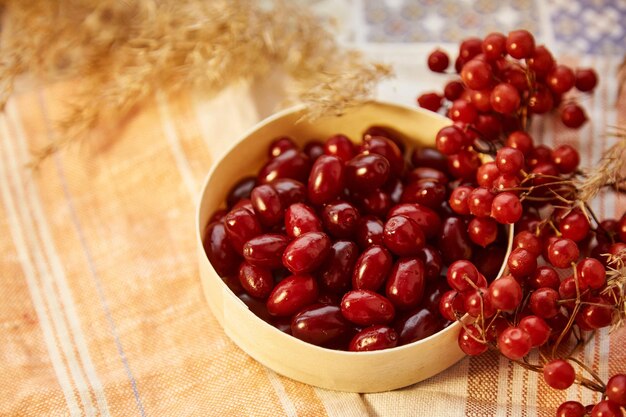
<box><xmin>196</xmin><ymin>101</ymin><xmax>513</xmax><ymax>392</ymax></box>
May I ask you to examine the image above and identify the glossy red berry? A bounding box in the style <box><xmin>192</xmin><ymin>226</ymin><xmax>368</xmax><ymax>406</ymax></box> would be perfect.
<box><xmin>267</xmin><ymin>275</ymin><xmax>319</xmax><ymax>317</ymax></box>
<box><xmin>498</xmin><ymin>326</ymin><xmax>532</xmax><ymax>359</ymax></box>
<box><xmin>349</xmin><ymin>325</ymin><xmax>398</xmax><ymax>352</ymax></box>
<box><xmin>341</xmin><ymin>290</ymin><xmax>395</xmax><ymax>326</ymax></box>
<box><xmin>506</xmin><ymin>30</ymin><xmax>535</xmax><ymax>59</ymax></box>
<box><xmin>386</xmin><ymin>258</ymin><xmax>426</xmax><ymax>310</ymax></box>
<box><xmin>543</xmin><ymin>359</ymin><xmax>576</xmax><ymax>390</ymax></box>
<box><xmin>307</xmin><ymin>155</ymin><xmax>345</xmax><ymax>205</ymax></box>
<box><xmin>496</xmin><ymin>146</ymin><xmax>525</xmax><ymax>175</ymax></box>
<box><xmin>575</xmin><ymin>68</ymin><xmax>598</xmax><ymax>92</ymax></box>
<box><xmin>561</xmin><ymin>104</ymin><xmax>587</xmax><ymax>128</ymax></box>
<box><xmin>606</xmin><ymin>374</ymin><xmax>626</xmax><ymax>406</ymax></box>
<box><xmin>556</xmin><ymin>401</ymin><xmax>586</xmax><ymax>417</ymax></box>
<box><xmin>491</xmin><ymin>192</ymin><xmax>522</xmax><ymax>224</ymax></box>
<box><xmin>282</xmin><ymin>231</ymin><xmax>331</xmax><ymax>274</ymax></box>
<box><xmin>458</xmin><ymin>324</ymin><xmax>488</xmax><ymax>355</ymax></box>
<box><xmin>547</xmin><ymin>238</ymin><xmax>580</xmax><ymax>268</ymax></box>
<box><xmin>488</xmin><ymin>275</ymin><xmax>522</xmax><ymax>311</ymax></box>
<box><xmin>490</xmin><ymin>83</ymin><xmax>520</xmax><ymax>114</ymax></box>
<box><xmin>427</xmin><ymin>50</ymin><xmax>450</xmax><ymax>72</ymax></box>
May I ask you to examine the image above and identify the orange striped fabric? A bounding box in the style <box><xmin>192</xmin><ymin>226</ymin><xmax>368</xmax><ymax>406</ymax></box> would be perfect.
<box><xmin>1</xmin><ymin>54</ymin><xmax>624</xmax><ymax>417</ymax></box>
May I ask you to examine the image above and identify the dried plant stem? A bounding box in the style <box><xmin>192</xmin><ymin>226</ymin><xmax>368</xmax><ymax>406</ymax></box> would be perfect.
<box><xmin>0</xmin><ymin>0</ymin><xmax>392</xmax><ymax>166</ymax></box>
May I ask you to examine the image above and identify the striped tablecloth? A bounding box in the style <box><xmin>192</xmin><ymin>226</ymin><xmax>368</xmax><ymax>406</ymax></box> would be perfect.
<box><xmin>1</xmin><ymin>1</ymin><xmax>625</xmax><ymax>416</ymax></box>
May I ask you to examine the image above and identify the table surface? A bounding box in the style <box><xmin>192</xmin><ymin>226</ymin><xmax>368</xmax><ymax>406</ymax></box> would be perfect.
<box><xmin>1</xmin><ymin>1</ymin><xmax>625</xmax><ymax>416</ymax></box>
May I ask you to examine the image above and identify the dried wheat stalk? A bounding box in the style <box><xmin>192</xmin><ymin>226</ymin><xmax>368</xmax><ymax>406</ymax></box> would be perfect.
<box><xmin>0</xmin><ymin>0</ymin><xmax>392</xmax><ymax>165</ymax></box>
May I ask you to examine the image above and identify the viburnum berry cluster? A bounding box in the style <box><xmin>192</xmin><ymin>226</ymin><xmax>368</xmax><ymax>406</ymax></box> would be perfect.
<box><xmin>419</xmin><ymin>29</ymin><xmax>626</xmax><ymax>416</ymax></box>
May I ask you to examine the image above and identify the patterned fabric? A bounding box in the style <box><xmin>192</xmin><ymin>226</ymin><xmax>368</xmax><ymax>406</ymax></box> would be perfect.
<box><xmin>1</xmin><ymin>4</ymin><xmax>625</xmax><ymax>417</ymax></box>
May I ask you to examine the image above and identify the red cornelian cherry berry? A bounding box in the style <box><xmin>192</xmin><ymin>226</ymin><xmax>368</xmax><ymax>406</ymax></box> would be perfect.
<box><xmin>282</xmin><ymin>231</ymin><xmax>331</xmax><ymax>274</ymax></box>
<box><xmin>490</xmin><ymin>83</ymin><xmax>521</xmax><ymax>114</ymax></box>
<box><xmin>352</xmin><ymin>245</ymin><xmax>393</xmax><ymax>292</ymax></box>
<box><xmin>388</xmin><ymin>203</ymin><xmax>442</xmax><ymax>239</ymax></box>
<box><xmin>224</xmin><ymin>207</ymin><xmax>263</xmax><ymax>255</ymax></box>
<box><xmin>543</xmin><ymin>359</ymin><xmax>576</xmax><ymax>390</ymax></box>
<box><xmin>307</xmin><ymin>155</ymin><xmax>345</xmax><ymax>205</ymax></box>
<box><xmin>482</xmin><ymin>32</ymin><xmax>507</xmax><ymax>60</ymax></box>
<box><xmin>383</xmin><ymin>215</ymin><xmax>426</xmax><ymax>256</ymax></box>
<box><xmin>319</xmin><ymin>240</ymin><xmax>359</xmax><ymax>294</ymax></box>
<box><xmin>491</xmin><ymin>192</ymin><xmax>522</xmax><ymax>224</ymax></box>
<box><xmin>397</xmin><ymin>308</ymin><xmax>444</xmax><ymax>345</ymax></box>
<box><xmin>363</xmin><ymin>136</ymin><xmax>405</xmax><ymax>178</ymax></box>
<box><xmin>427</xmin><ymin>49</ymin><xmax>450</xmax><ymax>73</ymax></box>
<box><xmin>386</xmin><ymin>258</ymin><xmax>426</xmax><ymax>310</ymax></box>
<box><xmin>489</xmin><ymin>275</ymin><xmax>523</xmax><ymax>311</ymax></box>
<box><xmin>340</xmin><ymin>289</ymin><xmax>395</xmax><ymax>326</ymax></box>
<box><xmin>226</xmin><ymin>176</ymin><xmax>256</xmax><ymax>208</ymax></box>
<box><xmin>506</xmin><ymin>29</ymin><xmax>535</xmax><ymax>59</ymax></box>
<box><xmin>458</xmin><ymin>324</ymin><xmax>488</xmax><ymax>355</ymax></box>
<box><xmin>322</xmin><ymin>201</ymin><xmax>360</xmax><ymax>239</ymax></box>
<box><xmin>323</xmin><ymin>134</ymin><xmax>355</xmax><ymax>162</ymax></box>
<box><xmin>498</xmin><ymin>326</ymin><xmax>532</xmax><ymax>360</ymax></box>
<box><xmin>548</xmin><ymin>237</ymin><xmax>580</xmax><ymax>268</ymax></box>
<box><xmin>552</xmin><ymin>144</ymin><xmax>581</xmax><ymax>174</ymax></box>
<box><xmin>291</xmin><ymin>304</ymin><xmax>350</xmax><ymax>347</ymax></box>
<box><xmin>345</xmin><ymin>153</ymin><xmax>390</xmax><ymax>192</ymax></box>
<box><xmin>303</xmin><ymin>140</ymin><xmax>324</xmax><ymax>161</ymax></box>
<box><xmin>238</xmin><ymin>262</ymin><xmax>274</xmax><ymax>299</ymax></box>
<box><xmin>606</xmin><ymin>374</ymin><xmax>626</xmax><ymax>406</ymax></box>
<box><xmin>258</xmin><ymin>149</ymin><xmax>311</xmax><ymax>184</ymax></box>
<box><xmin>575</xmin><ymin>68</ymin><xmax>598</xmax><ymax>92</ymax></box>
<box><xmin>561</xmin><ymin>104</ymin><xmax>587</xmax><ymax>128</ymax></box>
<box><xmin>556</xmin><ymin>401</ymin><xmax>586</xmax><ymax>417</ymax></box>
<box><xmin>438</xmin><ymin>217</ymin><xmax>473</xmax><ymax>264</ymax></box>
<box><xmin>417</xmin><ymin>92</ymin><xmax>443</xmax><ymax>112</ymax></box>
<box><xmin>251</xmin><ymin>184</ymin><xmax>284</xmax><ymax>227</ymax></box>
<box><xmin>242</xmin><ymin>234</ymin><xmax>290</xmax><ymax>269</ymax></box>
<box><xmin>547</xmin><ymin>65</ymin><xmax>576</xmax><ymax>94</ymax></box>
<box><xmin>266</xmin><ymin>275</ymin><xmax>319</xmax><ymax>317</ymax></box>
<box><xmin>268</xmin><ymin>136</ymin><xmax>297</xmax><ymax>158</ymax></box>
<box><xmin>285</xmin><ymin>203</ymin><xmax>323</xmax><ymax>238</ymax></box>
<box><xmin>349</xmin><ymin>325</ymin><xmax>398</xmax><ymax>352</ymax></box>
<box><xmin>355</xmin><ymin>215</ymin><xmax>384</xmax><ymax>249</ymax></box>
<box><xmin>518</xmin><ymin>315</ymin><xmax>551</xmax><ymax>347</ymax></box>
<box><xmin>203</xmin><ymin>222</ymin><xmax>241</xmax><ymax>277</ymax></box>
<box><xmin>496</xmin><ymin>146</ymin><xmax>525</xmax><ymax>175</ymax></box>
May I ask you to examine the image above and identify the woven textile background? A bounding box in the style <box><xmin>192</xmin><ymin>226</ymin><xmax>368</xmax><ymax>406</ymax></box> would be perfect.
<box><xmin>1</xmin><ymin>2</ymin><xmax>625</xmax><ymax>416</ymax></box>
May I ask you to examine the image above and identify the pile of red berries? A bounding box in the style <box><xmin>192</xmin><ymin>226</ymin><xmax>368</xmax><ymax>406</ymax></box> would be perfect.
<box><xmin>419</xmin><ymin>29</ymin><xmax>626</xmax><ymax>417</ymax></box>
<box><xmin>203</xmin><ymin>125</ymin><xmax>519</xmax><ymax>352</ymax></box>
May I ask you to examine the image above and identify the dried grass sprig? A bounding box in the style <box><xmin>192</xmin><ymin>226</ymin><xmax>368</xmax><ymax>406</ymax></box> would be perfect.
<box><xmin>0</xmin><ymin>0</ymin><xmax>391</xmax><ymax>166</ymax></box>
<box><xmin>576</xmin><ymin>127</ymin><xmax>626</xmax><ymax>203</ymax></box>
